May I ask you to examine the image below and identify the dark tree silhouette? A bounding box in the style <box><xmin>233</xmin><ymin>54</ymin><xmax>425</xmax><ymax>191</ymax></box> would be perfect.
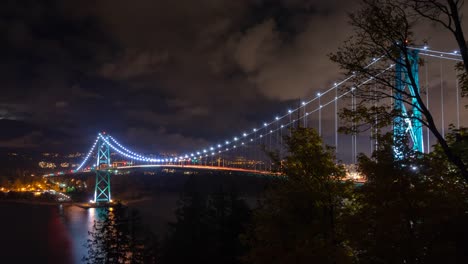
<box><xmin>160</xmin><ymin>189</ymin><xmax>251</xmax><ymax>264</ymax></box>
<box><xmin>83</xmin><ymin>204</ymin><xmax>158</xmax><ymax>264</ymax></box>
<box><xmin>345</xmin><ymin>133</ymin><xmax>468</xmax><ymax>263</ymax></box>
<box><xmin>244</xmin><ymin>127</ymin><xmax>354</xmax><ymax>264</ymax></box>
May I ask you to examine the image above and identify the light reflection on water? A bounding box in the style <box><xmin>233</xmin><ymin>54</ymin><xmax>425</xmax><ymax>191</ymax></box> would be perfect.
<box><xmin>61</xmin><ymin>205</ymin><xmax>110</xmax><ymax>264</ymax></box>
<box><xmin>0</xmin><ymin>195</ymin><xmax>177</xmax><ymax>263</ymax></box>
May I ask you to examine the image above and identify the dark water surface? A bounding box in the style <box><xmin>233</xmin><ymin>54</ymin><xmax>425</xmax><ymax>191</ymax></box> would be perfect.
<box><xmin>0</xmin><ymin>202</ymin><xmax>97</xmax><ymax>264</ymax></box>
<box><xmin>0</xmin><ymin>195</ymin><xmax>179</xmax><ymax>264</ymax></box>
<box><xmin>0</xmin><ymin>193</ymin><xmax>254</xmax><ymax>264</ymax></box>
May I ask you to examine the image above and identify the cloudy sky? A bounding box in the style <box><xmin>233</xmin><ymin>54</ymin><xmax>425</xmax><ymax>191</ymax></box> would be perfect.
<box><xmin>0</xmin><ymin>0</ymin><xmax>466</xmax><ymax>157</ymax></box>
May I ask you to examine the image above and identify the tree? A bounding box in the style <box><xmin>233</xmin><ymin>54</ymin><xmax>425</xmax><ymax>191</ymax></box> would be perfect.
<box><xmin>402</xmin><ymin>0</ymin><xmax>468</xmax><ymax>89</ymax></box>
<box><xmin>330</xmin><ymin>0</ymin><xmax>468</xmax><ymax>181</ymax></box>
<box><xmin>160</xmin><ymin>189</ymin><xmax>251</xmax><ymax>264</ymax></box>
<box><xmin>83</xmin><ymin>204</ymin><xmax>158</xmax><ymax>264</ymax></box>
<box><xmin>243</xmin><ymin>127</ymin><xmax>354</xmax><ymax>264</ymax></box>
<box><xmin>345</xmin><ymin>133</ymin><xmax>468</xmax><ymax>263</ymax></box>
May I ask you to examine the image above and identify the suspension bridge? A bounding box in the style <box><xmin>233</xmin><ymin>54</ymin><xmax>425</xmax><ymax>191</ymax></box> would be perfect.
<box><xmin>44</xmin><ymin>46</ymin><xmax>466</xmax><ymax>204</ymax></box>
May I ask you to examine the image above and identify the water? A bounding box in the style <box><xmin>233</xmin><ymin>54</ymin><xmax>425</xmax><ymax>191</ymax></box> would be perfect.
<box><xmin>0</xmin><ymin>193</ymin><xmax>254</xmax><ymax>263</ymax></box>
<box><xmin>0</xmin><ymin>194</ymin><xmax>179</xmax><ymax>264</ymax></box>
<box><xmin>0</xmin><ymin>202</ymin><xmax>104</xmax><ymax>264</ymax></box>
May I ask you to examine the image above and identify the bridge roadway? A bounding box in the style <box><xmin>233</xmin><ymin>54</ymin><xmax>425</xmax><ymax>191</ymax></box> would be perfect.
<box><xmin>115</xmin><ymin>164</ymin><xmax>278</xmax><ymax>175</ymax></box>
<box><xmin>45</xmin><ymin>164</ymin><xmax>364</xmax><ymax>183</ymax></box>
<box><xmin>44</xmin><ymin>164</ymin><xmax>278</xmax><ymax>177</ymax></box>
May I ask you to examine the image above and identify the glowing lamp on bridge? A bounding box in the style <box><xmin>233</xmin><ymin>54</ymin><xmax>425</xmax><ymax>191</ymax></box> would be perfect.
<box><xmin>243</xmin><ymin>133</ymin><xmax>247</xmax><ymax>137</ymax></box>
<box><xmin>264</xmin><ymin>122</ymin><xmax>267</xmax><ymax>127</ymax></box>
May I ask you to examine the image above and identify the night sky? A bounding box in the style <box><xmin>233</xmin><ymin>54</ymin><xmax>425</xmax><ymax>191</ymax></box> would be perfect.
<box><xmin>1</xmin><ymin>0</ymin><xmax>467</xmax><ymax>156</ymax></box>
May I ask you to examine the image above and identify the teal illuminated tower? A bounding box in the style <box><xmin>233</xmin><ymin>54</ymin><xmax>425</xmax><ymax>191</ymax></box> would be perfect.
<box><xmin>94</xmin><ymin>133</ymin><xmax>112</xmax><ymax>203</ymax></box>
<box><xmin>394</xmin><ymin>50</ymin><xmax>424</xmax><ymax>156</ymax></box>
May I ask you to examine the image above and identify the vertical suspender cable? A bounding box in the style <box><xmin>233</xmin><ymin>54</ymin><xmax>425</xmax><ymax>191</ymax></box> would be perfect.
<box><xmin>352</xmin><ymin>90</ymin><xmax>356</xmax><ymax>164</ymax></box>
<box><xmin>304</xmin><ymin>98</ymin><xmax>307</xmax><ymax>127</ymax></box>
<box><xmin>269</xmin><ymin>129</ymin><xmax>272</xmax><ymax>171</ymax></box>
<box><xmin>353</xmin><ymin>93</ymin><xmax>357</xmax><ymax>164</ymax></box>
<box><xmin>374</xmin><ymin>83</ymin><xmax>378</xmax><ymax>151</ymax></box>
<box><xmin>335</xmin><ymin>85</ymin><xmax>338</xmax><ymax>159</ymax></box>
<box><xmin>425</xmin><ymin>61</ymin><xmax>430</xmax><ymax>153</ymax></box>
<box><xmin>370</xmin><ymin>87</ymin><xmax>374</xmax><ymax>153</ymax></box>
<box><xmin>440</xmin><ymin>60</ymin><xmax>445</xmax><ymax>138</ymax></box>
<box><xmin>319</xmin><ymin>93</ymin><xmax>322</xmax><ymax>136</ymax></box>
<box><xmin>456</xmin><ymin>77</ymin><xmax>460</xmax><ymax>129</ymax></box>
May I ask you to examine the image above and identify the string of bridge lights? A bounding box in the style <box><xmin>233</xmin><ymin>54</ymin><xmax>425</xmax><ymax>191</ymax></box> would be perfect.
<box><xmin>75</xmin><ymin>136</ymin><xmax>100</xmax><ymax>171</ymax></box>
<box><xmin>99</xmin><ymin>135</ymin><xmax>150</xmax><ymax>161</ymax></box>
<box><xmin>176</xmin><ymin>46</ymin><xmax>460</xmax><ymax>161</ymax></box>
<box><xmin>66</xmin><ymin>47</ymin><xmax>461</xmax><ymax>173</ymax></box>
<box><xmin>109</xmin><ymin>135</ymin><xmax>181</xmax><ymax>163</ymax></box>
<box><xmin>208</xmin><ymin>63</ymin><xmax>396</xmax><ymax>155</ymax></box>
<box><xmin>77</xmin><ymin>57</ymin><xmax>409</xmax><ymax>168</ymax></box>
<box><xmin>65</xmin><ymin>56</ymin><xmax>385</xmax><ymax>170</ymax></box>
<box><xmin>409</xmin><ymin>46</ymin><xmax>463</xmax><ymax>62</ymax></box>
<box><xmin>175</xmin><ymin>56</ymin><xmax>386</xmax><ymax>161</ymax></box>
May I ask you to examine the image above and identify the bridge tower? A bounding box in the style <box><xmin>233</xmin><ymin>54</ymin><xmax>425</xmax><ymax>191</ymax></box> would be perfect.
<box><xmin>94</xmin><ymin>133</ymin><xmax>112</xmax><ymax>203</ymax></box>
<box><xmin>394</xmin><ymin>50</ymin><xmax>424</xmax><ymax>156</ymax></box>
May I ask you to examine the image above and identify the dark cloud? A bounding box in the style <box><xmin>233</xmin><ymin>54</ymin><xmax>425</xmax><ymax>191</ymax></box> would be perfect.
<box><xmin>1</xmin><ymin>0</ymin><xmax>467</xmax><ymax>162</ymax></box>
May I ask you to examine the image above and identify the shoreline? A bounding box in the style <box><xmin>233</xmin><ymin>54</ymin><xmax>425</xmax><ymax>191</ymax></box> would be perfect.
<box><xmin>0</xmin><ymin>199</ymin><xmax>73</xmax><ymax>206</ymax></box>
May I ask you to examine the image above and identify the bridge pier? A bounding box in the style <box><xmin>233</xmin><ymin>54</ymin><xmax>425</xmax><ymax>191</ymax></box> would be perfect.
<box><xmin>394</xmin><ymin>50</ymin><xmax>424</xmax><ymax>157</ymax></box>
<box><xmin>94</xmin><ymin>170</ymin><xmax>112</xmax><ymax>203</ymax></box>
<box><xmin>92</xmin><ymin>133</ymin><xmax>113</xmax><ymax>203</ymax></box>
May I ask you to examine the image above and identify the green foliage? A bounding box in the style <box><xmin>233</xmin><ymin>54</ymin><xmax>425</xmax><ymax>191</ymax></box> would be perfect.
<box><xmin>244</xmin><ymin>127</ymin><xmax>354</xmax><ymax>264</ymax></box>
<box><xmin>161</xmin><ymin>189</ymin><xmax>251</xmax><ymax>264</ymax></box>
<box><xmin>83</xmin><ymin>204</ymin><xmax>158</xmax><ymax>264</ymax></box>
